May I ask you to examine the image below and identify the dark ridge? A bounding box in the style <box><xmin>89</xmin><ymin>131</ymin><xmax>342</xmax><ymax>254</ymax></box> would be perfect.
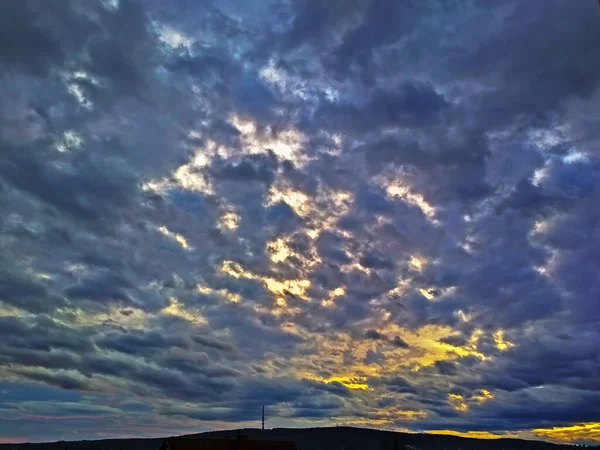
<box><xmin>1</xmin><ymin>426</ymin><xmax>597</xmax><ymax>450</ymax></box>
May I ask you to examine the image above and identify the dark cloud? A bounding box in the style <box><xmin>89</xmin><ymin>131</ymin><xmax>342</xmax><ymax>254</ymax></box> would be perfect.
<box><xmin>454</xmin><ymin>1</ymin><xmax>600</xmax><ymax>131</ymax></box>
<box><xmin>65</xmin><ymin>273</ymin><xmax>135</xmax><ymax>306</ymax></box>
<box><xmin>434</xmin><ymin>360</ymin><xmax>458</xmax><ymax>376</ymax></box>
<box><xmin>0</xmin><ymin>271</ymin><xmax>67</xmax><ymax>313</ymax></box>
<box><xmin>391</xmin><ymin>336</ymin><xmax>409</xmax><ymax>349</ymax></box>
<box><xmin>99</xmin><ymin>330</ymin><xmax>190</xmax><ymax>355</ymax></box>
<box><xmin>232</xmin><ymin>74</ymin><xmax>279</xmax><ymax>122</ymax></box>
<box><xmin>0</xmin><ymin>1</ymin><xmax>92</xmax><ymax>75</ymax></box>
<box><xmin>325</xmin><ymin>0</ymin><xmax>424</xmax><ymax>81</ymax></box>
<box><xmin>316</xmin><ymin>80</ymin><xmax>450</xmax><ymax>133</ymax></box>
<box><xmin>438</xmin><ymin>334</ymin><xmax>469</xmax><ymax>348</ymax></box>
<box><xmin>211</xmin><ymin>152</ymin><xmax>279</xmax><ymax>186</ymax></box>
<box><xmin>375</xmin><ymin>377</ymin><xmax>417</xmax><ymax>395</ymax></box>
<box><xmin>364</xmin><ymin>329</ymin><xmax>386</xmax><ymax>341</ymax></box>
<box><xmin>11</xmin><ymin>369</ymin><xmax>90</xmax><ymax>392</ymax></box>
<box><xmin>0</xmin><ymin>316</ymin><xmax>93</xmax><ymax>354</ymax></box>
<box><xmin>359</xmin><ymin>253</ymin><xmax>394</xmax><ymax>270</ymax></box>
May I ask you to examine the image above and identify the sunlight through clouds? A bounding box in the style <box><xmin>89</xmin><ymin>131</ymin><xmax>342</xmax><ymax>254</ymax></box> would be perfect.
<box><xmin>196</xmin><ymin>283</ymin><xmax>242</xmax><ymax>304</ymax></box>
<box><xmin>533</xmin><ymin>423</ymin><xmax>600</xmax><ymax>443</ymax></box>
<box><xmin>229</xmin><ymin>114</ymin><xmax>308</xmax><ymax>166</ymax></box>
<box><xmin>218</xmin><ymin>211</ymin><xmax>240</xmax><ymax>232</ymax></box>
<box><xmin>493</xmin><ymin>330</ymin><xmax>515</xmax><ymax>351</ymax></box>
<box><xmin>448</xmin><ymin>394</ymin><xmax>469</xmax><ymax>413</ymax></box>
<box><xmin>2</xmin><ymin>0</ymin><xmax>600</xmax><ymax>443</ymax></box>
<box><xmin>220</xmin><ymin>260</ymin><xmax>311</xmax><ymax>306</ymax></box>
<box><xmin>161</xmin><ymin>297</ymin><xmax>207</xmax><ymax>325</ymax></box>
<box><xmin>379</xmin><ymin>177</ymin><xmax>437</xmax><ymax>223</ymax></box>
<box><xmin>157</xmin><ymin>226</ymin><xmax>191</xmax><ymax>250</ymax></box>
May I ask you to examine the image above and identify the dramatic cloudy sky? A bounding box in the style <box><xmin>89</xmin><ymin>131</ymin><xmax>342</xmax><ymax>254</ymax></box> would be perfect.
<box><xmin>1</xmin><ymin>0</ymin><xmax>600</xmax><ymax>445</ymax></box>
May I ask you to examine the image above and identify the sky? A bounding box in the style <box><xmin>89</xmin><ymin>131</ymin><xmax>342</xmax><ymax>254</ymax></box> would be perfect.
<box><xmin>1</xmin><ymin>0</ymin><xmax>600</xmax><ymax>445</ymax></box>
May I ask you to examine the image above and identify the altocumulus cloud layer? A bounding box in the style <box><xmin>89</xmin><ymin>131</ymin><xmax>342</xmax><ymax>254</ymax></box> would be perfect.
<box><xmin>1</xmin><ymin>0</ymin><xmax>600</xmax><ymax>444</ymax></box>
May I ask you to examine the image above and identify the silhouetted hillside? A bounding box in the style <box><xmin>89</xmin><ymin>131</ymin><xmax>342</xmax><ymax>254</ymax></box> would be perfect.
<box><xmin>1</xmin><ymin>427</ymin><xmax>596</xmax><ymax>450</ymax></box>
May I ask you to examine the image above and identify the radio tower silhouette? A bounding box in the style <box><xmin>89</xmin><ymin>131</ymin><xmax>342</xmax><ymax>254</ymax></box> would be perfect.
<box><xmin>262</xmin><ymin>405</ymin><xmax>265</xmax><ymax>430</ymax></box>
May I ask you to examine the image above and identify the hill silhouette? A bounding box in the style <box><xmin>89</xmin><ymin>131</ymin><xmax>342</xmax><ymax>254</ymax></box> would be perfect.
<box><xmin>1</xmin><ymin>427</ymin><xmax>597</xmax><ymax>450</ymax></box>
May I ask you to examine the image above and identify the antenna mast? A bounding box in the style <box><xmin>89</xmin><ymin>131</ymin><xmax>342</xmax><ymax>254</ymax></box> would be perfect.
<box><xmin>262</xmin><ymin>405</ymin><xmax>265</xmax><ymax>430</ymax></box>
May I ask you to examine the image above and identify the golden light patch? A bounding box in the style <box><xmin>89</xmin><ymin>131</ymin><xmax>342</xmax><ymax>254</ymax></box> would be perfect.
<box><xmin>161</xmin><ymin>297</ymin><xmax>207</xmax><ymax>325</ymax></box>
<box><xmin>532</xmin><ymin>422</ymin><xmax>600</xmax><ymax>443</ymax></box>
<box><xmin>322</xmin><ymin>286</ymin><xmax>345</xmax><ymax>308</ymax></box>
<box><xmin>308</xmin><ymin>187</ymin><xmax>354</xmax><ymax>239</ymax></box>
<box><xmin>320</xmin><ymin>189</ymin><xmax>354</xmax><ymax>232</ymax></box>
<box><xmin>331</xmin><ymin>287</ymin><xmax>345</xmax><ymax>297</ymax></box>
<box><xmin>280</xmin><ymin>321</ymin><xmax>307</xmax><ymax>337</ymax></box>
<box><xmin>150</xmin><ymin>141</ymin><xmax>220</xmax><ymax>196</ymax></box>
<box><xmin>328</xmin><ymin>377</ymin><xmax>368</xmax><ymax>390</ymax></box>
<box><xmin>409</xmin><ymin>256</ymin><xmax>426</xmax><ymax>272</ymax></box>
<box><xmin>326</xmin><ymin>189</ymin><xmax>353</xmax><ymax>214</ymax></box>
<box><xmin>266</xmin><ymin>184</ymin><xmax>353</xmax><ymax>242</ymax></box>
<box><xmin>368</xmin><ymin>406</ymin><xmax>429</xmax><ymax>423</ymax></box>
<box><xmin>387</xmin><ymin>410</ymin><xmax>428</xmax><ymax>421</ymax></box>
<box><xmin>493</xmin><ymin>330</ymin><xmax>515</xmax><ymax>351</ymax></box>
<box><xmin>172</xmin><ymin>162</ymin><xmax>214</xmax><ymax>194</ymax></box>
<box><xmin>289</xmin><ymin>332</ymin><xmax>384</xmax><ymax>390</ymax></box>
<box><xmin>341</xmin><ymin>261</ymin><xmax>372</xmax><ymax>275</ymax></box>
<box><xmin>196</xmin><ymin>283</ymin><xmax>242</xmax><ymax>304</ymax></box>
<box><xmin>267</xmin><ymin>188</ymin><xmax>311</xmax><ymax>217</ymax></box>
<box><xmin>58</xmin><ymin>306</ymin><xmax>149</xmax><ymax>329</ymax></box>
<box><xmin>251</xmin><ymin>302</ymin><xmax>305</xmax><ymax>320</ymax></box>
<box><xmin>229</xmin><ymin>114</ymin><xmax>307</xmax><ymax>165</ymax></box>
<box><xmin>381</xmin><ymin>280</ymin><xmax>412</xmax><ymax>301</ymax></box>
<box><xmin>383</xmin><ymin>181</ymin><xmax>437</xmax><ymax>221</ymax></box>
<box><xmin>385</xmin><ymin>324</ymin><xmax>486</xmax><ymax>368</ymax></box>
<box><xmin>473</xmin><ymin>389</ymin><xmax>494</xmax><ymax>403</ymax></box>
<box><xmin>448</xmin><ymin>394</ymin><xmax>469</xmax><ymax>412</ymax></box>
<box><xmin>267</xmin><ymin>237</ymin><xmax>293</xmax><ymax>263</ymax></box>
<box><xmin>310</xmin><ymin>375</ymin><xmax>369</xmax><ymax>390</ymax></box>
<box><xmin>341</xmin><ymin>409</ymin><xmax>427</xmax><ymax>428</ymax></box>
<box><xmin>221</xmin><ymin>261</ymin><xmax>248</xmax><ymax>279</ymax></box>
<box><xmin>219</xmin><ymin>260</ymin><xmax>311</xmax><ymax>304</ymax></box>
<box><xmin>219</xmin><ymin>211</ymin><xmax>240</xmax><ymax>231</ymax></box>
<box><xmin>428</xmin><ymin>430</ymin><xmax>504</xmax><ymax>440</ymax></box>
<box><xmin>264</xmin><ymin>278</ymin><xmax>311</xmax><ymax>299</ymax></box>
<box><xmin>306</xmin><ymin>229</ymin><xmax>320</xmax><ymax>239</ymax></box>
<box><xmin>157</xmin><ymin>226</ymin><xmax>190</xmax><ymax>250</ymax></box>
<box><xmin>0</xmin><ymin>304</ymin><xmax>25</xmax><ymax>317</ymax></box>
<box><xmin>419</xmin><ymin>288</ymin><xmax>436</xmax><ymax>300</ymax></box>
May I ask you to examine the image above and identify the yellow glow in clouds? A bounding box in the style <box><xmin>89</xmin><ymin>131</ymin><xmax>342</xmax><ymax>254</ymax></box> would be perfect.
<box><xmin>533</xmin><ymin>422</ymin><xmax>600</xmax><ymax>443</ymax></box>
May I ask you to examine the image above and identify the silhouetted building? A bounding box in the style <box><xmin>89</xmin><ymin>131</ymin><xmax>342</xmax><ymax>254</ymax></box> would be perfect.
<box><xmin>160</xmin><ymin>436</ymin><xmax>296</xmax><ymax>450</ymax></box>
